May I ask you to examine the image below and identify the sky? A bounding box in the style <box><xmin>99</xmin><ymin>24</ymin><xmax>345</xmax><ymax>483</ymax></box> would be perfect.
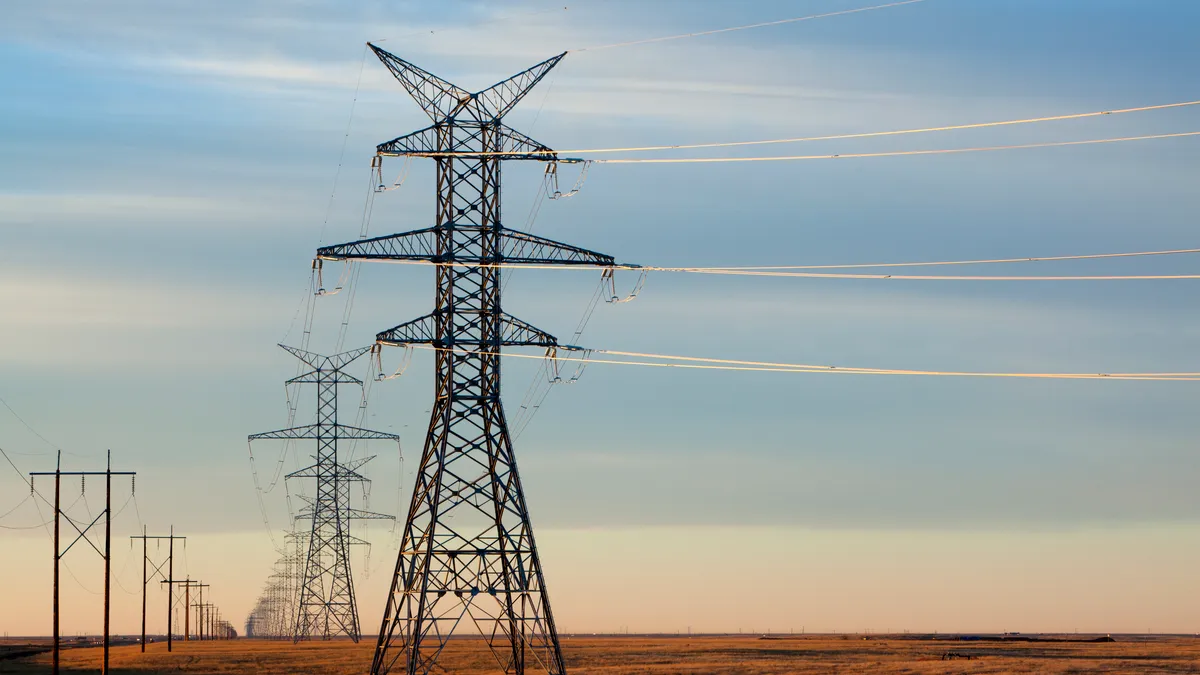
<box><xmin>2</xmin><ymin>0</ymin><xmax>1200</xmax><ymax>638</ymax></box>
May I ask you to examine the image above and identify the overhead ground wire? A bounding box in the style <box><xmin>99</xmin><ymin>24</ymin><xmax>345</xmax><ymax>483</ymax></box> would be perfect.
<box><xmin>573</xmin><ymin>0</ymin><xmax>927</xmax><ymax>52</ymax></box>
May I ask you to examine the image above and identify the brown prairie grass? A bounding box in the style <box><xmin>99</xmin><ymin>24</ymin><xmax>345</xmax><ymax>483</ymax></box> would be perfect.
<box><xmin>3</xmin><ymin>634</ymin><xmax>1200</xmax><ymax>674</ymax></box>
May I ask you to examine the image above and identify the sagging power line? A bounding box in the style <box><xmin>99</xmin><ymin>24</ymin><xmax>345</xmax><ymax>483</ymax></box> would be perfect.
<box><xmin>314</xmin><ymin>246</ymin><xmax>1200</xmax><ymax>282</ymax></box>
<box><xmin>398</xmin><ymin>344</ymin><xmax>1200</xmax><ymax>383</ymax></box>
<box><xmin>391</xmin><ymin>99</ymin><xmax>1200</xmax><ymax>158</ymax></box>
<box><xmin>589</xmin><ymin>130</ymin><xmax>1200</xmax><ymax>164</ymax></box>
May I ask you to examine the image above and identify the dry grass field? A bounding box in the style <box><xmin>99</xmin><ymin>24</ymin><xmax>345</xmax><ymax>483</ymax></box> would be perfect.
<box><xmin>4</xmin><ymin>634</ymin><xmax>1200</xmax><ymax>674</ymax></box>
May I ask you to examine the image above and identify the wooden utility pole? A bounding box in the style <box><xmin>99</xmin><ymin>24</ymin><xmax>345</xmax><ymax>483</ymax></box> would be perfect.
<box><xmin>168</xmin><ymin>528</ymin><xmax>174</xmax><ymax>651</ymax></box>
<box><xmin>30</xmin><ymin>450</ymin><xmax>135</xmax><ymax>675</ymax></box>
<box><xmin>160</xmin><ymin>577</ymin><xmax>196</xmax><ymax>651</ymax></box>
<box><xmin>130</xmin><ymin>527</ymin><xmax>184</xmax><ymax>652</ymax></box>
<box><xmin>192</xmin><ymin>583</ymin><xmax>209</xmax><ymax>640</ymax></box>
<box><xmin>51</xmin><ymin>453</ymin><xmax>59</xmax><ymax>675</ymax></box>
<box><xmin>204</xmin><ymin>603</ymin><xmax>215</xmax><ymax>640</ymax></box>
<box><xmin>103</xmin><ymin>454</ymin><xmax>111</xmax><ymax>674</ymax></box>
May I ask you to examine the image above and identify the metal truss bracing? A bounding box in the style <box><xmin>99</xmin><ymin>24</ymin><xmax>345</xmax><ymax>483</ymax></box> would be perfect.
<box><xmin>370</xmin><ymin>44</ymin><xmax>564</xmax><ymax>123</ymax></box>
<box><xmin>318</xmin><ymin>227</ymin><xmax>614</xmax><ymax>266</ymax></box>
<box><xmin>249</xmin><ymin>345</ymin><xmax>400</xmax><ymax>643</ymax></box>
<box><xmin>372</xmin><ymin>312</ymin><xmax>564</xmax><ymax>350</ymax></box>
<box><xmin>376</xmin><ymin>123</ymin><xmax>566</xmax><ymax>161</ymax></box>
<box><xmin>318</xmin><ymin>44</ymin><xmax>617</xmax><ymax>675</ymax></box>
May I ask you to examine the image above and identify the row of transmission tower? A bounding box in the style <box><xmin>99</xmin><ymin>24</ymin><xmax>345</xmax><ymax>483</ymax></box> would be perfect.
<box><xmin>254</xmin><ymin>41</ymin><xmax>612</xmax><ymax>674</ymax></box>
<box><xmin>245</xmin><ymin>530</ymin><xmax>306</xmax><ymax>639</ymax></box>
<box><xmin>249</xmin><ymin>346</ymin><xmax>398</xmax><ymax>642</ymax></box>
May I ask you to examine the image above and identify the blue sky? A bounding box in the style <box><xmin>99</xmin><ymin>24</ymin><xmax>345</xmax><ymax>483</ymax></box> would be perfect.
<box><xmin>2</xmin><ymin>0</ymin><xmax>1200</xmax><ymax>634</ymax></box>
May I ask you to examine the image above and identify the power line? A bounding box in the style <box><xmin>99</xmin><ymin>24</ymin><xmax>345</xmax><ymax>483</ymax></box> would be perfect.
<box><xmin>316</xmin><ymin>43</ymin><xmax>370</xmax><ymax>247</ymax></box>
<box><xmin>696</xmin><ymin>247</ymin><xmax>1200</xmax><ymax>271</ymax></box>
<box><xmin>399</xmin><ymin>344</ymin><xmax>1200</xmax><ymax>382</ymax></box>
<box><xmin>0</xmin><ymin>443</ymin><xmax>37</xmax><ymax>493</ymax></box>
<box><xmin>573</xmin><ymin>0</ymin><xmax>927</xmax><ymax>52</ymax></box>
<box><xmin>0</xmin><ymin>394</ymin><xmax>62</xmax><ymax>452</ymax></box>
<box><xmin>320</xmin><ymin>251</ymin><xmax>1200</xmax><ymax>281</ymax></box>
<box><xmin>590</xmin><ymin>130</ymin><xmax>1200</xmax><ymax>164</ymax></box>
<box><xmin>406</xmin><ymin>100</ymin><xmax>1200</xmax><ymax>158</ymax></box>
<box><xmin>648</xmin><ymin>268</ymin><xmax>1200</xmax><ymax>281</ymax></box>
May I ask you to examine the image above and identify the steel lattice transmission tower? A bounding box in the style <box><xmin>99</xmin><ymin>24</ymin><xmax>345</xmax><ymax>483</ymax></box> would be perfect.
<box><xmin>249</xmin><ymin>345</ymin><xmax>400</xmax><ymax>642</ymax></box>
<box><xmin>317</xmin><ymin>44</ymin><xmax>617</xmax><ymax>675</ymax></box>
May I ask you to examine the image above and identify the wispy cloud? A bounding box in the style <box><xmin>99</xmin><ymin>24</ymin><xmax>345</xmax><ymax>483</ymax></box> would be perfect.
<box><xmin>0</xmin><ymin>192</ymin><xmax>287</xmax><ymax>228</ymax></box>
<box><xmin>0</xmin><ymin>269</ymin><xmax>290</xmax><ymax>366</ymax></box>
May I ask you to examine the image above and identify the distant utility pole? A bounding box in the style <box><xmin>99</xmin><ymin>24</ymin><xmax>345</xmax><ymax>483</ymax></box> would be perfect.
<box><xmin>200</xmin><ymin>603</ymin><xmax>215</xmax><ymax>640</ymax></box>
<box><xmin>160</xmin><ymin>578</ymin><xmax>197</xmax><ymax>650</ymax></box>
<box><xmin>130</xmin><ymin>526</ymin><xmax>184</xmax><ymax>652</ymax></box>
<box><xmin>190</xmin><ymin>582</ymin><xmax>209</xmax><ymax>641</ymax></box>
<box><xmin>30</xmin><ymin>450</ymin><xmax>135</xmax><ymax>675</ymax></box>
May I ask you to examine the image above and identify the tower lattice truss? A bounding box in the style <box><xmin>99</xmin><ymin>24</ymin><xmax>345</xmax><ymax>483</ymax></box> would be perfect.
<box><xmin>249</xmin><ymin>345</ymin><xmax>400</xmax><ymax>642</ymax></box>
<box><xmin>317</xmin><ymin>44</ymin><xmax>617</xmax><ymax>675</ymax></box>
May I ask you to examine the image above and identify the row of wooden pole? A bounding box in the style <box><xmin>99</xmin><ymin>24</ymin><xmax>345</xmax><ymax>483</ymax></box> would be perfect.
<box><xmin>30</xmin><ymin>451</ymin><xmax>233</xmax><ymax>675</ymax></box>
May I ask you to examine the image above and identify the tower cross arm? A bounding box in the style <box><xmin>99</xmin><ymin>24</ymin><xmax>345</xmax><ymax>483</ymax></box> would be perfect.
<box><xmin>343</xmin><ymin>509</ymin><xmax>395</xmax><ymax>522</ymax></box>
<box><xmin>374</xmin><ymin>312</ymin><xmax>564</xmax><ymax>348</ymax></box>
<box><xmin>501</xmin><ymin>229</ymin><xmax>616</xmax><ymax>266</ymax></box>
<box><xmin>473</xmin><ymin>52</ymin><xmax>567</xmax><ymax>120</ymax></box>
<box><xmin>331</xmin><ymin>424</ymin><xmax>400</xmax><ymax>441</ymax></box>
<box><xmin>279</xmin><ymin>344</ymin><xmax>372</xmax><ymax>372</ymax></box>
<box><xmin>370</xmin><ymin>43</ymin><xmax>471</xmax><ymax>122</ymax></box>
<box><xmin>285</xmin><ymin>462</ymin><xmax>369</xmax><ymax>481</ymax></box>
<box><xmin>317</xmin><ymin>227</ymin><xmax>438</xmax><ymax>263</ymax></box>
<box><xmin>248</xmin><ymin>424</ymin><xmax>318</xmax><ymax>441</ymax></box>
<box><xmin>368</xmin><ymin>43</ymin><xmax>565</xmax><ymax>123</ymax></box>
<box><xmin>286</xmin><ymin>370</ymin><xmax>364</xmax><ymax>386</ymax></box>
<box><xmin>318</xmin><ymin>228</ymin><xmax>615</xmax><ymax>267</ymax></box>
<box><xmin>377</xmin><ymin>123</ymin><xmax>565</xmax><ymax>161</ymax></box>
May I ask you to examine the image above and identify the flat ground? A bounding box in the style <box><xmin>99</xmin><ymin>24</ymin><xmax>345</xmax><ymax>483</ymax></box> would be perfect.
<box><xmin>4</xmin><ymin>635</ymin><xmax>1200</xmax><ymax>674</ymax></box>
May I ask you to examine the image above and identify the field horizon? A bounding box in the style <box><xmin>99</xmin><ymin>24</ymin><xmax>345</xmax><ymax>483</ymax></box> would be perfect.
<box><xmin>5</xmin><ymin>634</ymin><xmax>1200</xmax><ymax>674</ymax></box>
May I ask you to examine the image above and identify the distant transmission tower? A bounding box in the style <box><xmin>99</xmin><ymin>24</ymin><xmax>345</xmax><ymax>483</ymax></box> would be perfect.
<box><xmin>317</xmin><ymin>45</ymin><xmax>618</xmax><ymax>674</ymax></box>
<box><xmin>249</xmin><ymin>345</ymin><xmax>400</xmax><ymax>642</ymax></box>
